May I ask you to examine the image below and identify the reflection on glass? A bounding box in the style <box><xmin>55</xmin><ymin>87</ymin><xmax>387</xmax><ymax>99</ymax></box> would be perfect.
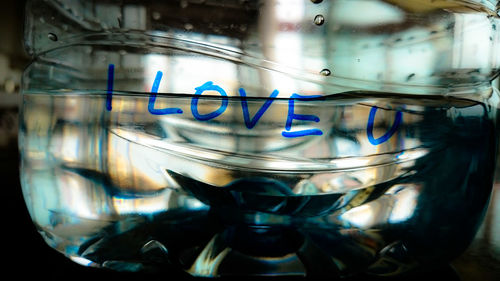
<box><xmin>20</xmin><ymin>0</ymin><xmax>500</xmax><ymax>277</ymax></box>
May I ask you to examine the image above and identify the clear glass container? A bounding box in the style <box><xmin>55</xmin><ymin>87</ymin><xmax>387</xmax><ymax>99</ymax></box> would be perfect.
<box><xmin>20</xmin><ymin>0</ymin><xmax>500</xmax><ymax>277</ymax></box>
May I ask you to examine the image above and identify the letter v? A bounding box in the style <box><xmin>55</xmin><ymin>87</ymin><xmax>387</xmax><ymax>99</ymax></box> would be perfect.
<box><xmin>239</xmin><ymin>88</ymin><xmax>279</xmax><ymax>129</ymax></box>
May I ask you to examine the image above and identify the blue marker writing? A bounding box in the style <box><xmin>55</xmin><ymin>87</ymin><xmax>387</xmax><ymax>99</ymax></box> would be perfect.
<box><xmin>105</xmin><ymin>66</ymin><xmax>326</xmax><ymax>138</ymax></box>
<box><xmin>239</xmin><ymin>88</ymin><xmax>279</xmax><ymax>129</ymax></box>
<box><xmin>366</xmin><ymin>106</ymin><xmax>403</xmax><ymax>145</ymax></box>
<box><xmin>106</xmin><ymin>64</ymin><xmax>114</xmax><ymax>111</ymax></box>
<box><xmin>191</xmin><ymin>81</ymin><xmax>228</xmax><ymax>121</ymax></box>
<box><xmin>282</xmin><ymin>93</ymin><xmax>324</xmax><ymax>138</ymax></box>
<box><xmin>148</xmin><ymin>71</ymin><xmax>183</xmax><ymax>115</ymax></box>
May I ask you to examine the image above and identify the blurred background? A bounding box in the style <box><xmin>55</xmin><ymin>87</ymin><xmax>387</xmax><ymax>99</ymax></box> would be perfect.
<box><xmin>0</xmin><ymin>1</ymin><xmax>498</xmax><ymax>280</ymax></box>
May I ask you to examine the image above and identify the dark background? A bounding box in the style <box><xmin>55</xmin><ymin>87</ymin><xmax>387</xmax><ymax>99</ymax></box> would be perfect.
<box><xmin>1</xmin><ymin>1</ymin><xmax>498</xmax><ymax>280</ymax></box>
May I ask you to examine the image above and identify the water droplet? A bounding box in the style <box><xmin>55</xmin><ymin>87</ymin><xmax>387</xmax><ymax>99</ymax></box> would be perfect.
<box><xmin>48</xmin><ymin>33</ymin><xmax>58</xmax><ymax>41</ymax></box>
<box><xmin>406</xmin><ymin>73</ymin><xmax>415</xmax><ymax>81</ymax></box>
<box><xmin>239</xmin><ymin>24</ymin><xmax>248</xmax><ymax>32</ymax></box>
<box><xmin>314</xmin><ymin>15</ymin><xmax>325</xmax><ymax>26</ymax></box>
<box><xmin>311</xmin><ymin>0</ymin><xmax>323</xmax><ymax>3</ymax></box>
<box><xmin>152</xmin><ymin>11</ymin><xmax>161</xmax><ymax>20</ymax></box>
<box><xmin>180</xmin><ymin>0</ymin><xmax>188</xmax><ymax>8</ymax></box>
<box><xmin>184</xmin><ymin>23</ymin><xmax>194</xmax><ymax>30</ymax></box>
<box><xmin>119</xmin><ymin>50</ymin><xmax>127</xmax><ymax>56</ymax></box>
<box><xmin>320</xmin><ymin>69</ymin><xmax>331</xmax><ymax>76</ymax></box>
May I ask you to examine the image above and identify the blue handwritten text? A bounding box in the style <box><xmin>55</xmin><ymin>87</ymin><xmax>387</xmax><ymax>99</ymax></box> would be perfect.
<box><xmin>366</xmin><ymin>107</ymin><xmax>403</xmax><ymax>145</ymax></box>
<box><xmin>105</xmin><ymin>64</ymin><xmax>402</xmax><ymax>142</ymax></box>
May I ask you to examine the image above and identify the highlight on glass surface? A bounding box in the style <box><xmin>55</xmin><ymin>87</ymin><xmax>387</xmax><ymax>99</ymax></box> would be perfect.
<box><xmin>20</xmin><ymin>0</ymin><xmax>500</xmax><ymax>277</ymax></box>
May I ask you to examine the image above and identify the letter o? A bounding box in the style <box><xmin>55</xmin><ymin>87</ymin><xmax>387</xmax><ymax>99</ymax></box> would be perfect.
<box><xmin>191</xmin><ymin>81</ymin><xmax>228</xmax><ymax>121</ymax></box>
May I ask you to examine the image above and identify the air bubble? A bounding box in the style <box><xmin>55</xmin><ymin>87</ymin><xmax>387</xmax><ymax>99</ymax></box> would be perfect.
<box><xmin>152</xmin><ymin>11</ymin><xmax>161</xmax><ymax>20</ymax></box>
<box><xmin>180</xmin><ymin>0</ymin><xmax>188</xmax><ymax>8</ymax></box>
<box><xmin>4</xmin><ymin>79</ymin><xmax>16</xmax><ymax>93</ymax></box>
<box><xmin>314</xmin><ymin>15</ymin><xmax>325</xmax><ymax>26</ymax></box>
<box><xmin>48</xmin><ymin>33</ymin><xmax>58</xmax><ymax>41</ymax></box>
<box><xmin>184</xmin><ymin>23</ymin><xmax>194</xmax><ymax>31</ymax></box>
<box><xmin>311</xmin><ymin>0</ymin><xmax>323</xmax><ymax>3</ymax></box>
<box><xmin>320</xmin><ymin>69</ymin><xmax>331</xmax><ymax>76</ymax></box>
